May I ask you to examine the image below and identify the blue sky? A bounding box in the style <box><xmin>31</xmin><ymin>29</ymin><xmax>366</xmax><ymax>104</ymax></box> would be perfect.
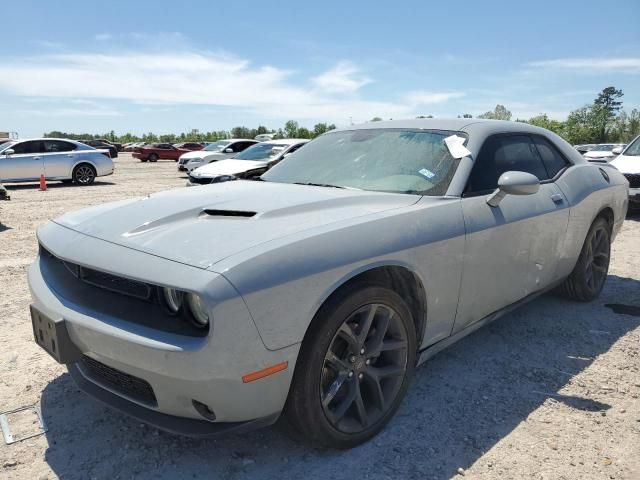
<box><xmin>2</xmin><ymin>0</ymin><xmax>639</xmax><ymax>137</ymax></box>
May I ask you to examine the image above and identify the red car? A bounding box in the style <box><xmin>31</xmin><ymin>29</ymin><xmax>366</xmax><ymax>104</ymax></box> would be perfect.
<box><xmin>133</xmin><ymin>143</ymin><xmax>202</xmax><ymax>162</ymax></box>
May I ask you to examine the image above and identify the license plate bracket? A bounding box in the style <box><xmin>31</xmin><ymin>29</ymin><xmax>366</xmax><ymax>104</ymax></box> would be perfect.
<box><xmin>30</xmin><ymin>305</ymin><xmax>82</xmax><ymax>364</ymax></box>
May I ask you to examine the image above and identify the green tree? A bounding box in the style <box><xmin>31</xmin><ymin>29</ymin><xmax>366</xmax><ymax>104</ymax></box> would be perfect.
<box><xmin>284</xmin><ymin>120</ymin><xmax>300</xmax><ymax>138</ymax></box>
<box><xmin>370</xmin><ymin>117</ymin><xmax>383</xmax><ymax>122</ymax></box>
<box><xmin>478</xmin><ymin>104</ymin><xmax>512</xmax><ymax>121</ymax></box>
<box><xmin>593</xmin><ymin>86</ymin><xmax>624</xmax><ymax>142</ymax></box>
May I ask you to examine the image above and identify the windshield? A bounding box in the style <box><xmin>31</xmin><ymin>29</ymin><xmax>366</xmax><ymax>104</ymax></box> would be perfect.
<box><xmin>0</xmin><ymin>141</ymin><xmax>14</xmax><ymax>152</ymax></box>
<box><xmin>234</xmin><ymin>142</ymin><xmax>286</xmax><ymax>161</ymax></box>
<box><xmin>262</xmin><ymin>129</ymin><xmax>461</xmax><ymax>195</ymax></box>
<box><xmin>204</xmin><ymin>141</ymin><xmax>230</xmax><ymax>152</ymax></box>
<box><xmin>623</xmin><ymin>136</ymin><xmax>640</xmax><ymax>157</ymax></box>
<box><xmin>591</xmin><ymin>144</ymin><xmax>615</xmax><ymax>151</ymax></box>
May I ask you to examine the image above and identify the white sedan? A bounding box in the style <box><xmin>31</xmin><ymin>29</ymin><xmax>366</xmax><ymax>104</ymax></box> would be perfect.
<box><xmin>177</xmin><ymin>139</ymin><xmax>258</xmax><ymax>172</ymax></box>
<box><xmin>187</xmin><ymin>139</ymin><xmax>309</xmax><ymax>186</ymax></box>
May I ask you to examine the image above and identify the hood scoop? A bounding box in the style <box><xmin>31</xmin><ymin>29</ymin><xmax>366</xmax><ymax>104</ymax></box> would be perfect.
<box><xmin>202</xmin><ymin>209</ymin><xmax>256</xmax><ymax>218</ymax></box>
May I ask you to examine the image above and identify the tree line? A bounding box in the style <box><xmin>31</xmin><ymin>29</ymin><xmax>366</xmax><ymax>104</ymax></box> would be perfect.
<box><xmin>44</xmin><ymin>87</ymin><xmax>638</xmax><ymax>146</ymax></box>
<box><xmin>43</xmin><ymin>121</ymin><xmax>337</xmax><ymax>144</ymax></box>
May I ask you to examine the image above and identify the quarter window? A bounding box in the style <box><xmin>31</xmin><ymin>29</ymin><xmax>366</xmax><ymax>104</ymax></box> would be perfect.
<box><xmin>532</xmin><ymin>136</ymin><xmax>569</xmax><ymax>178</ymax></box>
<box><xmin>466</xmin><ymin>135</ymin><xmax>548</xmax><ymax>194</ymax></box>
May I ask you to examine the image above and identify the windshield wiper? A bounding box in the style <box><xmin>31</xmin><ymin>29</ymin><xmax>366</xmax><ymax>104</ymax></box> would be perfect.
<box><xmin>293</xmin><ymin>182</ymin><xmax>345</xmax><ymax>189</ymax></box>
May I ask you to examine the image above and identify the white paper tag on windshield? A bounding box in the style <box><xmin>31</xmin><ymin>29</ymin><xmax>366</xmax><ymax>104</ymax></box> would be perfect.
<box><xmin>444</xmin><ymin>135</ymin><xmax>471</xmax><ymax>158</ymax></box>
<box><xmin>418</xmin><ymin>168</ymin><xmax>435</xmax><ymax>179</ymax></box>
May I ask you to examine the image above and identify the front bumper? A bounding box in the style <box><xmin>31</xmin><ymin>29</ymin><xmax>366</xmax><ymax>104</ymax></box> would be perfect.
<box><xmin>68</xmin><ymin>364</ymin><xmax>279</xmax><ymax>437</ymax></box>
<box><xmin>28</xmin><ymin>223</ymin><xmax>299</xmax><ymax>429</ymax></box>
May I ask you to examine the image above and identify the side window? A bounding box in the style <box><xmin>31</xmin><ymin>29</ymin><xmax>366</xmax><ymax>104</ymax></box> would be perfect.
<box><xmin>44</xmin><ymin>140</ymin><xmax>76</xmax><ymax>153</ymax></box>
<box><xmin>532</xmin><ymin>136</ymin><xmax>569</xmax><ymax>178</ymax></box>
<box><xmin>287</xmin><ymin>143</ymin><xmax>305</xmax><ymax>154</ymax></box>
<box><xmin>232</xmin><ymin>142</ymin><xmax>246</xmax><ymax>152</ymax></box>
<box><xmin>466</xmin><ymin>135</ymin><xmax>548</xmax><ymax>194</ymax></box>
<box><xmin>12</xmin><ymin>141</ymin><xmax>43</xmax><ymax>155</ymax></box>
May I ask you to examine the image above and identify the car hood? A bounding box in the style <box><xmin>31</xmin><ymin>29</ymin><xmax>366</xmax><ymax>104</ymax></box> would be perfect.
<box><xmin>192</xmin><ymin>159</ymin><xmax>268</xmax><ymax>177</ymax></box>
<box><xmin>53</xmin><ymin>181</ymin><xmax>419</xmax><ymax>269</ymax></box>
<box><xmin>180</xmin><ymin>150</ymin><xmax>217</xmax><ymax>161</ymax></box>
<box><xmin>584</xmin><ymin>151</ymin><xmax>614</xmax><ymax>158</ymax></box>
<box><xmin>611</xmin><ymin>154</ymin><xmax>640</xmax><ymax>174</ymax></box>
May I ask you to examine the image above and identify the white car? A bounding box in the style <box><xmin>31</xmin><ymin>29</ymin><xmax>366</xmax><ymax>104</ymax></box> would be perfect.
<box><xmin>610</xmin><ymin>135</ymin><xmax>640</xmax><ymax>211</ymax></box>
<box><xmin>178</xmin><ymin>139</ymin><xmax>258</xmax><ymax>172</ymax></box>
<box><xmin>583</xmin><ymin>143</ymin><xmax>625</xmax><ymax>162</ymax></box>
<box><xmin>187</xmin><ymin>139</ymin><xmax>309</xmax><ymax>186</ymax></box>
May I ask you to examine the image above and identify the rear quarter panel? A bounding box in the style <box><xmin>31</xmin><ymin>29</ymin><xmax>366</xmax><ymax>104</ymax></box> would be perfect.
<box><xmin>554</xmin><ymin>163</ymin><xmax>628</xmax><ymax>278</ymax></box>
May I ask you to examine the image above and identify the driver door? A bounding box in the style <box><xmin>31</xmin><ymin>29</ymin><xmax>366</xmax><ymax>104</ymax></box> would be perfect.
<box><xmin>452</xmin><ymin>133</ymin><xmax>570</xmax><ymax>333</ymax></box>
<box><xmin>0</xmin><ymin>140</ymin><xmax>44</xmax><ymax>181</ymax></box>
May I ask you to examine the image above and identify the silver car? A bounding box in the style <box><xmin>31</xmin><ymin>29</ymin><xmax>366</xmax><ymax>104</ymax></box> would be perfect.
<box><xmin>28</xmin><ymin>119</ymin><xmax>628</xmax><ymax>448</ymax></box>
<box><xmin>0</xmin><ymin>138</ymin><xmax>114</xmax><ymax>185</ymax></box>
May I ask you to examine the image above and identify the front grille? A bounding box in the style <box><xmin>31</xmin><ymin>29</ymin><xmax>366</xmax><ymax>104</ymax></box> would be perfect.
<box><xmin>80</xmin><ymin>266</ymin><xmax>151</xmax><ymax>300</ymax></box>
<box><xmin>189</xmin><ymin>175</ymin><xmax>213</xmax><ymax>185</ymax></box>
<box><xmin>624</xmin><ymin>173</ymin><xmax>640</xmax><ymax>188</ymax></box>
<box><xmin>80</xmin><ymin>355</ymin><xmax>157</xmax><ymax>407</ymax></box>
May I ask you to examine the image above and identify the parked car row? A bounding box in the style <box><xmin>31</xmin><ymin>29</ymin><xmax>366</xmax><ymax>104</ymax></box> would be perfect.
<box><xmin>187</xmin><ymin>139</ymin><xmax>309</xmax><ymax>185</ymax></box>
<box><xmin>179</xmin><ymin>139</ymin><xmax>259</xmax><ymax>172</ymax></box>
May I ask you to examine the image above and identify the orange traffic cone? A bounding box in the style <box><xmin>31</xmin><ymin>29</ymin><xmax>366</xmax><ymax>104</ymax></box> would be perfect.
<box><xmin>39</xmin><ymin>174</ymin><xmax>47</xmax><ymax>191</ymax></box>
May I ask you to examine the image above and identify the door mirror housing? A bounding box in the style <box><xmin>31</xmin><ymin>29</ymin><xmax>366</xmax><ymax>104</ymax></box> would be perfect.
<box><xmin>487</xmin><ymin>171</ymin><xmax>540</xmax><ymax>207</ymax></box>
<box><xmin>611</xmin><ymin>146</ymin><xmax>623</xmax><ymax>155</ymax></box>
<box><xmin>223</xmin><ymin>148</ymin><xmax>234</xmax><ymax>153</ymax></box>
<box><xmin>4</xmin><ymin>148</ymin><xmax>15</xmax><ymax>156</ymax></box>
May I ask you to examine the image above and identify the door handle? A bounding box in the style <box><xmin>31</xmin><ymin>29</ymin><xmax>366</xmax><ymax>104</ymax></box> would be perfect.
<box><xmin>550</xmin><ymin>193</ymin><xmax>564</xmax><ymax>203</ymax></box>
<box><xmin>33</xmin><ymin>156</ymin><xmax>41</xmax><ymax>160</ymax></box>
<box><xmin>66</xmin><ymin>154</ymin><xmax>73</xmax><ymax>157</ymax></box>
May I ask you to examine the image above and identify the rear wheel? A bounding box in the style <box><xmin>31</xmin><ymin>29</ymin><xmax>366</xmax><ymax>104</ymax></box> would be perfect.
<box><xmin>559</xmin><ymin>216</ymin><xmax>611</xmax><ymax>301</ymax></box>
<box><xmin>72</xmin><ymin>164</ymin><xmax>96</xmax><ymax>185</ymax></box>
<box><xmin>285</xmin><ymin>284</ymin><xmax>416</xmax><ymax>448</ymax></box>
<box><xmin>148</xmin><ymin>153</ymin><xmax>159</xmax><ymax>162</ymax></box>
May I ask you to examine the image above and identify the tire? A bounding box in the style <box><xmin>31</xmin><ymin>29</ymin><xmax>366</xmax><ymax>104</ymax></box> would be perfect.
<box><xmin>140</xmin><ymin>159</ymin><xmax>148</xmax><ymax>163</ymax></box>
<box><xmin>72</xmin><ymin>163</ymin><xmax>96</xmax><ymax>185</ymax></box>
<box><xmin>148</xmin><ymin>154</ymin><xmax>159</xmax><ymax>162</ymax></box>
<box><xmin>559</xmin><ymin>216</ymin><xmax>611</xmax><ymax>302</ymax></box>
<box><xmin>285</xmin><ymin>283</ymin><xmax>417</xmax><ymax>449</ymax></box>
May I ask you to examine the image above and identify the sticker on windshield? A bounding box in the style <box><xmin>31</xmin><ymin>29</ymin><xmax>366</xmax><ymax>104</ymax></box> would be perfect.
<box><xmin>418</xmin><ymin>168</ymin><xmax>436</xmax><ymax>179</ymax></box>
<box><xmin>444</xmin><ymin>135</ymin><xmax>471</xmax><ymax>159</ymax></box>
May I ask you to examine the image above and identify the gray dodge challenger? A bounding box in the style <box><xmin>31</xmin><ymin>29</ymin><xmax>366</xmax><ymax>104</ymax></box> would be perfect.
<box><xmin>28</xmin><ymin>119</ymin><xmax>629</xmax><ymax>448</ymax></box>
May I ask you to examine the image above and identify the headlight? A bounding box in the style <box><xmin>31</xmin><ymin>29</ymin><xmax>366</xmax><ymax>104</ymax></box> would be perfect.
<box><xmin>161</xmin><ymin>287</ymin><xmax>184</xmax><ymax>314</ymax></box>
<box><xmin>186</xmin><ymin>293</ymin><xmax>209</xmax><ymax>327</ymax></box>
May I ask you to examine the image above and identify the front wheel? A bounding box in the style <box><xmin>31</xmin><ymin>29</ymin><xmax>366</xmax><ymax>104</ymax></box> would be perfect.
<box><xmin>559</xmin><ymin>216</ymin><xmax>611</xmax><ymax>301</ymax></box>
<box><xmin>285</xmin><ymin>284</ymin><xmax>416</xmax><ymax>448</ymax></box>
<box><xmin>72</xmin><ymin>164</ymin><xmax>96</xmax><ymax>185</ymax></box>
<box><xmin>148</xmin><ymin>153</ymin><xmax>159</xmax><ymax>162</ymax></box>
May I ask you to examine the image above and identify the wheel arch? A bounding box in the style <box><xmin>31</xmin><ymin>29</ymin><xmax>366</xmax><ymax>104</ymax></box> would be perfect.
<box><xmin>70</xmin><ymin>159</ymin><xmax>98</xmax><ymax>177</ymax></box>
<box><xmin>304</xmin><ymin>262</ymin><xmax>428</xmax><ymax>351</ymax></box>
<box><xmin>594</xmin><ymin>206</ymin><xmax>614</xmax><ymax>233</ymax></box>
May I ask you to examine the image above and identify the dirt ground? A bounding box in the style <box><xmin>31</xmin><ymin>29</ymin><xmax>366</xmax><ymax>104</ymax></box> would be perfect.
<box><xmin>1</xmin><ymin>154</ymin><xmax>639</xmax><ymax>480</ymax></box>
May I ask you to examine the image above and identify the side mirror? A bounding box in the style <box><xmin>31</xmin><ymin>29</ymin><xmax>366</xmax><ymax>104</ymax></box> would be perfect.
<box><xmin>487</xmin><ymin>171</ymin><xmax>540</xmax><ymax>207</ymax></box>
<box><xmin>224</xmin><ymin>148</ymin><xmax>234</xmax><ymax>153</ymax></box>
<box><xmin>611</xmin><ymin>147</ymin><xmax>623</xmax><ymax>155</ymax></box>
<box><xmin>4</xmin><ymin>148</ymin><xmax>15</xmax><ymax>156</ymax></box>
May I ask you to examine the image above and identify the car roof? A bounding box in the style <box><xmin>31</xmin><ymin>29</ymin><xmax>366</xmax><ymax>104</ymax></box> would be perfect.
<box><xmin>7</xmin><ymin>138</ymin><xmax>81</xmax><ymax>143</ymax></box>
<box><xmin>222</xmin><ymin>138</ymin><xmax>257</xmax><ymax>143</ymax></box>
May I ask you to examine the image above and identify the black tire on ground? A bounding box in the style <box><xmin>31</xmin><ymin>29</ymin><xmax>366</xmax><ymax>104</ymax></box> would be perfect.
<box><xmin>61</xmin><ymin>179</ymin><xmax>73</xmax><ymax>184</ymax></box>
<box><xmin>285</xmin><ymin>283</ymin><xmax>417</xmax><ymax>449</ymax></box>
<box><xmin>140</xmin><ymin>159</ymin><xmax>148</xmax><ymax>163</ymax></box>
<box><xmin>148</xmin><ymin>154</ymin><xmax>159</xmax><ymax>162</ymax></box>
<box><xmin>72</xmin><ymin>163</ymin><xmax>96</xmax><ymax>186</ymax></box>
<box><xmin>559</xmin><ymin>216</ymin><xmax>611</xmax><ymax>302</ymax></box>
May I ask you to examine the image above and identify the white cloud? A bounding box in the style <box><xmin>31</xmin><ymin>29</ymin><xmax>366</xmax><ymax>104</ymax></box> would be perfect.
<box><xmin>0</xmin><ymin>50</ymin><xmax>467</xmax><ymax>124</ymax></box>
<box><xmin>405</xmin><ymin>91</ymin><xmax>466</xmax><ymax>105</ymax></box>
<box><xmin>312</xmin><ymin>61</ymin><xmax>372</xmax><ymax>93</ymax></box>
<box><xmin>527</xmin><ymin>57</ymin><xmax>640</xmax><ymax>73</ymax></box>
<box><xmin>18</xmin><ymin>108</ymin><xmax>122</xmax><ymax>117</ymax></box>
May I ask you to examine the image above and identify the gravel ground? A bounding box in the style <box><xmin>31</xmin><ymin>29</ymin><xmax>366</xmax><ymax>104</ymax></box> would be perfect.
<box><xmin>1</xmin><ymin>154</ymin><xmax>639</xmax><ymax>480</ymax></box>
